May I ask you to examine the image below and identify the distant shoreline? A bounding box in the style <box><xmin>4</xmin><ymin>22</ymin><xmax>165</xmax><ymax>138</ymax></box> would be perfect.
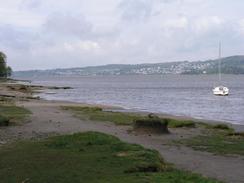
<box><xmin>13</xmin><ymin>55</ymin><xmax>244</xmax><ymax>76</ymax></box>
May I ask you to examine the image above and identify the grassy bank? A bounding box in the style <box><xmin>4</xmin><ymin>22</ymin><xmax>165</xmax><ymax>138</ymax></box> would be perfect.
<box><xmin>62</xmin><ymin>106</ymin><xmax>244</xmax><ymax>156</ymax></box>
<box><xmin>0</xmin><ymin>132</ymin><xmax>221</xmax><ymax>183</ymax></box>
<box><xmin>62</xmin><ymin>106</ymin><xmax>196</xmax><ymax>128</ymax></box>
<box><xmin>0</xmin><ymin>105</ymin><xmax>31</xmax><ymax>126</ymax></box>
<box><xmin>176</xmin><ymin>129</ymin><xmax>244</xmax><ymax>156</ymax></box>
<box><xmin>62</xmin><ymin>106</ymin><xmax>143</xmax><ymax>125</ymax></box>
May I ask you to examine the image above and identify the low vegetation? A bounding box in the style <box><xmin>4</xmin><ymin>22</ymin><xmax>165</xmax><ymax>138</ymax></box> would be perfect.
<box><xmin>0</xmin><ymin>105</ymin><xmax>31</xmax><ymax>126</ymax></box>
<box><xmin>0</xmin><ymin>132</ymin><xmax>222</xmax><ymax>183</ymax></box>
<box><xmin>0</xmin><ymin>51</ymin><xmax>12</xmax><ymax>78</ymax></box>
<box><xmin>201</xmin><ymin>123</ymin><xmax>231</xmax><ymax>130</ymax></box>
<box><xmin>0</xmin><ymin>115</ymin><xmax>9</xmax><ymax>126</ymax></box>
<box><xmin>167</xmin><ymin>119</ymin><xmax>195</xmax><ymax>128</ymax></box>
<box><xmin>62</xmin><ymin>106</ymin><xmax>197</xmax><ymax>129</ymax></box>
<box><xmin>198</xmin><ymin>122</ymin><xmax>234</xmax><ymax>133</ymax></box>
<box><xmin>176</xmin><ymin>129</ymin><xmax>244</xmax><ymax>155</ymax></box>
<box><xmin>62</xmin><ymin>106</ymin><xmax>244</xmax><ymax>156</ymax></box>
<box><xmin>62</xmin><ymin>106</ymin><xmax>143</xmax><ymax>125</ymax></box>
<box><xmin>0</xmin><ymin>96</ymin><xmax>14</xmax><ymax>103</ymax></box>
<box><xmin>211</xmin><ymin>124</ymin><xmax>231</xmax><ymax>130</ymax></box>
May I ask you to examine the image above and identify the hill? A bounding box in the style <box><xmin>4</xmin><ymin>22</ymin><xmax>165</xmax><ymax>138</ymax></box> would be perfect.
<box><xmin>13</xmin><ymin>55</ymin><xmax>244</xmax><ymax>77</ymax></box>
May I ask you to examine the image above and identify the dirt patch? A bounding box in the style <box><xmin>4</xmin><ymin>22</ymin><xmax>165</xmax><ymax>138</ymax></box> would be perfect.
<box><xmin>133</xmin><ymin>118</ymin><xmax>169</xmax><ymax>134</ymax></box>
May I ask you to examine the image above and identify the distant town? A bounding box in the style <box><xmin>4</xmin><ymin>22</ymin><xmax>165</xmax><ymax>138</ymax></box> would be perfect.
<box><xmin>14</xmin><ymin>55</ymin><xmax>244</xmax><ymax>77</ymax></box>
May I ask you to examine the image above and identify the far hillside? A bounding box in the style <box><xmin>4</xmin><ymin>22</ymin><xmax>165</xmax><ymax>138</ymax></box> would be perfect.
<box><xmin>13</xmin><ymin>55</ymin><xmax>244</xmax><ymax>77</ymax></box>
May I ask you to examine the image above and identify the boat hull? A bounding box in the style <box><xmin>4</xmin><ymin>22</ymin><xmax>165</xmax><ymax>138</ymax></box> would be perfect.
<box><xmin>213</xmin><ymin>93</ymin><xmax>229</xmax><ymax>96</ymax></box>
<box><xmin>213</xmin><ymin>86</ymin><xmax>229</xmax><ymax>96</ymax></box>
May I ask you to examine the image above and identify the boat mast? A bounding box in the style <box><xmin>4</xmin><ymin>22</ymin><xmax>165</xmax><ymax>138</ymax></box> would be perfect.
<box><xmin>218</xmin><ymin>42</ymin><xmax>222</xmax><ymax>84</ymax></box>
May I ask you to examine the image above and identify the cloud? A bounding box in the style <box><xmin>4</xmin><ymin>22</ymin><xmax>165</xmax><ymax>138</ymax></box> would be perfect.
<box><xmin>118</xmin><ymin>0</ymin><xmax>154</xmax><ymax>22</ymax></box>
<box><xmin>43</xmin><ymin>13</ymin><xmax>93</xmax><ymax>39</ymax></box>
<box><xmin>0</xmin><ymin>24</ymin><xmax>33</xmax><ymax>50</ymax></box>
<box><xmin>1</xmin><ymin>0</ymin><xmax>244</xmax><ymax>70</ymax></box>
<box><xmin>20</xmin><ymin>0</ymin><xmax>42</xmax><ymax>10</ymax></box>
<box><xmin>194</xmin><ymin>16</ymin><xmax>224</xmax><ymax>34</ymax></box>
<box><xmin>64</xmin><ymin>41</ymin><xmax>100</xmax><ymax>52</ymax></box>
<box><xmin>238</xmin><ymin>19</ymin><xmax>244</xmax><ymax>35</ymax></box>
<box><xmin>162</xmin><ymin>16</ymin><xmax>188</xmax><ymax>30</ymax></box>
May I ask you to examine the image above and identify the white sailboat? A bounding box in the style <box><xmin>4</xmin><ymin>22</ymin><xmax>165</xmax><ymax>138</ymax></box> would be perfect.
<box><xmin>213</xmin><ymin>43</ymin><xmax>229</xmax><ymax>96</ymax></box>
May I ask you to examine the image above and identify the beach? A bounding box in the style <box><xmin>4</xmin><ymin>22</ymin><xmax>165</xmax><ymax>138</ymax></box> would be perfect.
<box><xmin>1</xmin><ymin>80</ymin><xmax>244</xmax><ymax>183</ymax></box>
<box><xmin>28</xmin><ymin>75</ymin><xmax>244</xmax><ymax>126</ymax></box>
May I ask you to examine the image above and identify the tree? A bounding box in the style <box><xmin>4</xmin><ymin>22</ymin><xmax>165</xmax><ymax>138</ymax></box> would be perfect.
<box><xmin>6</xmin><ymin>66</ymin><xmax>12</xmax><ymax>77</ymax></box>
<box><xmin>0</xmin><ymin>51</ymin><xmax>12</xmax><ymax>78</ymax></box>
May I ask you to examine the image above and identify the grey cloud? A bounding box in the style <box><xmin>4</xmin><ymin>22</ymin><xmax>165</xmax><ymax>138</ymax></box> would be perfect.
<box><xmin>118</xmin><ymin>0</ymin><xmax>154</xmax><ymax>22</ymax></box>
<box><xmin>160</xmin><ymin>0</ymin><xmax>181</xmax><ymax>3</ymax></box>
<box><xmin>20</xmin><ymin>0</ymin><xmax>42</xmax><ymax>10</ymax></box>
<box><xmin>43</xmin><ymin>13</ymin><xmax>93</xmax><ymax>39</ymax></box>
<box><xmin>0</xmin><ymin>24</ymin><xmax>33</xmax><ymax>50</ymax></box>
<box><xmin>118</xmin><ymin>0</ymin><xmax>183</xmax><ymax>21</ymax></box>
<box><xmin>118</xmin><ymin>0</ymin><xmax>180</xmax><ymax>22</ymax></box>
<box><xmin>1</xmin><ymin>0</ymin><xmax>244</xmax><ymax>71</ymax></box>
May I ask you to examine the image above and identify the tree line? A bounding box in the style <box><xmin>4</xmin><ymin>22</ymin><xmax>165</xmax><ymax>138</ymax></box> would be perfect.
<box><xmin>0</xmin><ymin>51</ymin><xmax>12</xmax><ymax>78</ymax></box>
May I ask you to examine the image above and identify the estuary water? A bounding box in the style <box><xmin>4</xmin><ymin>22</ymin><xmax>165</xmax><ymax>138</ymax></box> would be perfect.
<box><xmin>23</xmin><ymin>75</ymin><xmax>244</xmax><ymax>125</ymax></box>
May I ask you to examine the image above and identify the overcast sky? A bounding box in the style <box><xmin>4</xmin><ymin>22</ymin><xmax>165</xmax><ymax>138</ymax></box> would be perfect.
<box><xmin>1</xmin><ymin>0</ymin><xmax>244</xmax><ymax>71</ymax></box>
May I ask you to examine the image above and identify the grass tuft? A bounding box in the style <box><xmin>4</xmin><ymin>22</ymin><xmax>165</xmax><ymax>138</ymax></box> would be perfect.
<box><xmin>177</xmin><ymin>134</ymin><xmax>244</xmax><ymax>155</ymax></box>
<box><xmin>199</xmin><ymin>123</ymin><xmax>234</xmax><ymax>132</ymax></box>
<box><xmin>62</xmin><ymin>106</ymin><xmax>142</xmax><ymax>125</ymax></box>
<box><xmin>212</xmin><ymin>124</ymin><xmax>231</xmax><ymax>130</ymax></box>
<box><xmin>0</xmin><ymin>115</ymin><xmax>9</xmax><ymax>126</ymax></box>
<box><xmin>62</xmin><ymin>106</ymin><xmax>197</xmax><ymax>129</ymax></box>
<box><xmin>167</xmin><ymin>119</ymin><xmax>195</xmax><ymax>128</ymax></box>
<box><xmin>0</xmin><ymin>105</ymin><xmax>31</xmax><ymax>125</ymax></box>
<box><xmin>0</xmin><ymin>132</ymin><xmax>222</xmax><ymax>183</ymax></box>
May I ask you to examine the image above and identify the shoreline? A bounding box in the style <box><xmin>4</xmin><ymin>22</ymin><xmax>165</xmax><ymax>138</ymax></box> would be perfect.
<box><xmin>20</xmin><ymin>76</ymin><xmax>244</xmax><ymax>131</ymax></box>
<box><xmin>7</xmin><ymin>78</ymin><xmax>244</xmax><ymax>131</ymax></box>
<box><xmin>1</xmin><ymin>79</ymin><xmax>244</xmax><ymax>183</ymax></box>
<box><xmin>37</xmin><ymin>94</ymin><xmax>244</xmax><ymax>132</ymax></box>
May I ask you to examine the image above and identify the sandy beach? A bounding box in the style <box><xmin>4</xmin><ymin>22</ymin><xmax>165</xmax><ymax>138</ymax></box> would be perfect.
<box><xmin>1</xmin><ymin>81</ymin><xmax>244</xmax><ymax>183</ymax></box>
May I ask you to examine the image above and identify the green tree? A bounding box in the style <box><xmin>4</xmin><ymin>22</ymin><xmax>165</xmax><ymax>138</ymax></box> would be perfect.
<box><xmin>0</xmin><ymin>51</ymin><xmax>12</xmax><ymax>78</ymax></box>
<box><xmin>6</xmin><ymin>66</ymin><xmax>12</xmax><ymax>77</ymax></box>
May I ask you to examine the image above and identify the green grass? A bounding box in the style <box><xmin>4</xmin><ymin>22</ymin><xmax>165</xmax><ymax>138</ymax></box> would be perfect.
<box><xmin>203</xmin><ymin>123</ymin><xmax>232</xmax><ymax>130</ymax></box>
<box><xmin>167</xmin><ymin>119</ymin><xmax>195</xmax><ymax>128</ymax></box>
<box><xmin>62</xmin><ymin>106</ymin><xmax>143</xmax><ymax>125</ymax></box>
<box><xmin>0</xmin><ymin>132</ymin><xmax>221</xmax><ymax>183</ymax></box>
<box><xmin>62</xmin><ymin>106</ymin><xmax>197</xmax><ymax>128</ymax></box>
<box><xmin>211</xmin><ymin>124</ymin><xmax>231</xmax><ymax>130</ymax></box>
<box><xmin>0</xmin><ymin>115</ymin><xmax>9</xmax><ymax>126</ymax></box>
<box><xmin>177</xmin><ymin>132</ymin><xmax>244</xmax><ymax>155</ymax></box>
<box><xmin>0</xmin><ymin>96</ymin><xmax>14</xmax><ymax>103</ymax></box>
<box><xmin>0</xmin><ymin>105</ymin><xmax>31</xmax><ymax>125</ymax></box>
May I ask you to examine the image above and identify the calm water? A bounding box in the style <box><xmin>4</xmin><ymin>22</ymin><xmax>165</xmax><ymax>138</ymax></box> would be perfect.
<box><xmin>22</xmin><ymin>75</ymin><xmax>244</xmax><ymax>125</ymax></box>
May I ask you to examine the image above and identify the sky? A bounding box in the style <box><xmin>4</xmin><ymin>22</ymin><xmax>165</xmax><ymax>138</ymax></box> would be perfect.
<box><xmin>1</xmin><ymin>0</ymin><xmax>244</xmax><ymax>71</ymax></box>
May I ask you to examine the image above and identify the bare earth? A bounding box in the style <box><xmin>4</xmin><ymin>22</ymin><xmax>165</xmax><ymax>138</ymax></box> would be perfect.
<box><xmin>0</xmin><ymin>83</ymin><xmax>244</xmax><ymax>183</ymax></box>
